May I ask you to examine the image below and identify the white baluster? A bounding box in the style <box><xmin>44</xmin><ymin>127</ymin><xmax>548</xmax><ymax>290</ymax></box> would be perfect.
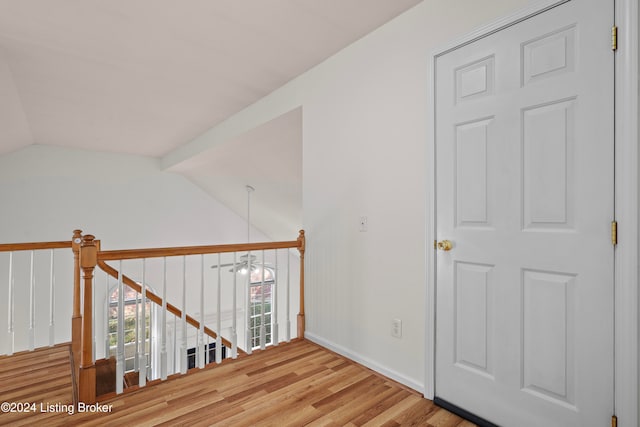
<box><xmin>198</xmin><ymin>255</ymin><xmax>205</xmax><ymax>369</ymax></box>
<box><xmin>7</xmin><ymin>252</ymin><xmax>14</xmax><ymax>355</ymax></box>
<box><xmin>105</xmin><ymin>273</ymin><xmax>110</xmax><ymax>359</ymax></box>
<box><xmin>231</xmin><ymin>252</ymin><xmax>237</xmax><ymax>359</ymax></box>
<box><xmin>148</xmin><ymin>286</ymin><xmax>154</xmax><ymax>380</ymax></box>
<box><xmin>181</xmin><ymin>255</ymin><xmax>187</xmax><ymax>374</ymax></box>
<box><xmin>116</xmin><ymin>262</ymin><xmax>124</xmax><ymax>394</ymax></box>
<box><xmin>273</xmin><ymin>250</ymin><xmax>279</xmax><ymax>346</ymax></box>
<box><xmin>286</xmin><ymin>252</ymin><xmax>291</xmax><ymax>342</ymax></box>
<box><xmin>173</xmin><ymin>309</ymin><xmax>177</xmax><ymax>374</ymax></box>
<box><xmin>92</xmin><ymin>267</ymin><xmax>95</xmax><ymax>364</ymax></box>
<box><xmin>245</xmin><ymin>251</ymin><xmax>252</xmax><ymax>354</ymax></box>
<box><xmin>49</xmin><ymin>250</ymin><xmax>55</xmax><ymax>347</ymax></box>
<box><xmin>161</xmin><ymin>257</ymin><xmax>167</xmax><ymax>380</ymax></box>
<box><xmin>215</xmin><ymin>253</ymin><xmax>222</xmax><ymax>364</ymax></box>
<box><xmin>260</xmin><ymin>250</ymin><xmax>266</xmax><ymax>350</ymax></box>
<box><xmin>139</xmin><ymin>259</ymin><xmax>147</xmax><ymax>387</ymax></box>
<box><xmin>29</xmin><ymin>251</ymin><xmax>35</xmax><ymax>351</ymax></box>
<box><xmin>134</xmin><ymin>280</ymin><xmax>139</xmax><ymax>372</ymax></box>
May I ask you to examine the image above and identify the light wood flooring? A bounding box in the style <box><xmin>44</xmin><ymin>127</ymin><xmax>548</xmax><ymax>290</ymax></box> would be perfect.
<box><xmin>0</xmin><ymin>343</ymin><xmax>75</xmax><ymax>426</ymax></box>
<box><xmin>0</xmin><ymin>340</ymin><xmax>476</xmax><ymax>426</ymax></box>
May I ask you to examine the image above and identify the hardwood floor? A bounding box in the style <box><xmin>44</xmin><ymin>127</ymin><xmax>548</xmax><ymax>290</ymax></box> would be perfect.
<box><xmin>0</xmin><ymin>344</ymin><xmax>74</xmax><ymax>426</ymax></box>
<box><xmin>0</xmin><ymin>340</ymin><xmax>476</xmax><ymax>426</ymax></box>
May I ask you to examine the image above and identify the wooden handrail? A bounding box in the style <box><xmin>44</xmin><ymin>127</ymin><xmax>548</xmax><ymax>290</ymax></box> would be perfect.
<box><xmin>0</xmin><ymin>234</ymin><xmax>81</xmax><ymax>376</ymax></box>
<box><xmin>0</xmin><ymin>241</ymin><xmax>72</xmax><ymax>251</ymax></box>
<box><xmin>98</xmin><ymin>240</ymin><xmax>301</xmax><ymax>261</ymax></box>
<box><xmin>72</xmin><ymin>230</ymin><xmax>305</xmax><ymax>403</ymax></box>
<box><xmin>96</xmin><ymin>260</ymin><xmax>238</xmax><ymax>351</ymax></box>
<box><xmin>97</xmin><ymin>233</ymin><xmax>306</xmax><ymax>341</ymax></box>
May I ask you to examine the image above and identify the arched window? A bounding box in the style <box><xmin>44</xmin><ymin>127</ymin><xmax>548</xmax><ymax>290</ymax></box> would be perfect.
<box><xmin>108</xmin><ymin>284</ymin><xmax>155</xmax><ymax>373</ymax></box>
<box><xmin>248</xmin><ymin>266</ymin><xmax>275</xmax><ymax>349</ymax></box>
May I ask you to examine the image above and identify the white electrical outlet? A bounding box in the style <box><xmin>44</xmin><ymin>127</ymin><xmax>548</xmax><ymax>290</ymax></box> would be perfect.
<box><xmin>391</xmin><ymin>318</ymin><xmax>402</xmax><ymax>338</ymax></box>
<box><xmin>359</xmin><ymin>216</ymin><xmax>368</xmax><ymax>232</ymax></box>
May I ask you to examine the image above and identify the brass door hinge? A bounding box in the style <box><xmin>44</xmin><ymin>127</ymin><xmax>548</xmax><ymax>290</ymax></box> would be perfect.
<box><xmin>612</xmin><ymin>414</ymin><xmax>617</xmax><ymax>427</ymax></box>
<box><xmin>612</xmin><ymin>26</ymin><xmax>618</xmax><ymax>51</ymax></box>
<box><xmin>611</xmin><ymin>221</ymin><xmax>618</xmax><ymax>246</ymax></box>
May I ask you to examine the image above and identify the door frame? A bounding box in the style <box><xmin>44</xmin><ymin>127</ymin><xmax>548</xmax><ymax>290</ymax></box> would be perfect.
<box><xmin>425</xmin><ymin>0</ymin><xmax>639</xmax><ymax>425</ymax></box>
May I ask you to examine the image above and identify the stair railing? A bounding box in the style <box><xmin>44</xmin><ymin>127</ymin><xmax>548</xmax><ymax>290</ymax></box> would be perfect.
<box><xmin>0</xmin><ymin>232</ymin><xmax>79</xmax><ymax>356</ymax></box>
<box><xmin>77</xmin><ymin>230</ymin><xmax>306</xmax><ymax>403</ymax></box>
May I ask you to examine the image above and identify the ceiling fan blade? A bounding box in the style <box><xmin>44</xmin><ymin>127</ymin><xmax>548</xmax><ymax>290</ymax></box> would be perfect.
<box><xmin>210</xmin><ymin>262</ymin><xmax>236</xmax><ymax>269</ymax></box>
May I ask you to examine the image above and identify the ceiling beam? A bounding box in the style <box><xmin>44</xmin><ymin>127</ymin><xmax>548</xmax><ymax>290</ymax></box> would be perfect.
<box><xmin>160</xmin><ymin>74</ymin><xmax>304</xmax><ymax>171</ymax></box>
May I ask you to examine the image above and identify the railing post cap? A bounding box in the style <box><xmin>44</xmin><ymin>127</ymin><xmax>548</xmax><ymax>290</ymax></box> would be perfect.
<box><xmin>80</xmin><ymin>235</ymin><xmax>98</xmax><ymax>268</ymax></box>
<box><xmin>297</xmin><ymin>230</ymin><xmax>305</xmax><ymax>254</ymax></box>
<box><xmin>72</xmin><ymin>230</ymin><xmax>83</xmax><ymax>250</ymax></box>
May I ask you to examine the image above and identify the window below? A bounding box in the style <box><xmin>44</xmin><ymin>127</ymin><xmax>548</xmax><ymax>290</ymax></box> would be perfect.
<box><xmin>108</xmin><ymin>285</ymin><xmax>153</xmax><ymax>373</ymax></box>
<box><xmin>248</xmin><ymin>266</ymin><xmax>275</xmax><ymax>349</ymax></box>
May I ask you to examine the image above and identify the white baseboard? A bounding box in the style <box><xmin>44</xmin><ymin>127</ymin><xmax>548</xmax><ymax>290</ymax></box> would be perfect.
<box><xmin>304</xmin><ymin>332</ymin><xmax>425</xmax><ymax>394</ymax></box>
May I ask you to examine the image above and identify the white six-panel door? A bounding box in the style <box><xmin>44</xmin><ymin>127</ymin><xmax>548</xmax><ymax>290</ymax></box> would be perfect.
<box><xmin>434</xmin><ymin>1</ymin><xmax>614</xmax><ymax>426</ymax></box>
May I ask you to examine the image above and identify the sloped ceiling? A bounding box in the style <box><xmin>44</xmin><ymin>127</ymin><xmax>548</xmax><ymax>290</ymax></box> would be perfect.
<box><xmin>0</xmin><ymin>0</ymin><xmax>422</xmax><ymax>239</ymax></box>
<box><xmin>176</xmin><ymin>108</ymin><xmax>302</xmax><ymax>242</ymax></box>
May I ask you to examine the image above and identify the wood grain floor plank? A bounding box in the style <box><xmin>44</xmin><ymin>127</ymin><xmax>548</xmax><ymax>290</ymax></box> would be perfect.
<box><xmin>348</xmin><ymin>388</ymin><xmax>413</xmax><ymax>425</ymax></box>
<box><xmin>361</xmin><ymin>394</ymin><xmax>425</xmax><ymax>427</ymax></box>
<box><xmin>424</xmin><ymin>405</ymin><xmax>469</xmax><ymax>427</ymax></box>
<box><xmin>0</xmin><ymin>339</ymin><xmax>476</xmax><ymax>426</ymax></box>
<box><xmin>311</xmin><ymin>381</ymin><xmax>394</xmax><ymax>425</ymax></box>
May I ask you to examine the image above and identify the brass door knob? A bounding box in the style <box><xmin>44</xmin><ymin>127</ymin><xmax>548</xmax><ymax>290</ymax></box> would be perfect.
<box><xmin>437</xmin><ymin>240</ymin><xmax>453</xmax><ymax>251</ymax></box>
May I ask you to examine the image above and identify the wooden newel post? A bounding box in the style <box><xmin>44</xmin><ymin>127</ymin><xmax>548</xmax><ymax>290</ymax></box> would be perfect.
<box><xmin>78</xmin><ymin>235</ymin><xmax>97</xmax><ymax>404</ymax></box>
<box><xmin>71</xmin><ymin>229</ymin><xmax>83</xmax><ymax>370</ymax></box>
<box><xmin>297</xmin><ymin>230</ymin><xmax>306</xmax><ymax>339</ymax></box>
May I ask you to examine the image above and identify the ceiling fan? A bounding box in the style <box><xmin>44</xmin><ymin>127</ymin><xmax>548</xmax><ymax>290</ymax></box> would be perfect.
<box><xmin>211</xmin><ymin>185</ymin><xmax>273</xmax><ymax>275</ymax></box>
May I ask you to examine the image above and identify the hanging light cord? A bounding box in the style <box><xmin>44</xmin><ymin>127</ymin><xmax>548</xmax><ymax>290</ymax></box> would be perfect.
<box><xmin>246</xmin><ymin>185</ymin><xmax>255</xmax><ymax>243</ymax></box>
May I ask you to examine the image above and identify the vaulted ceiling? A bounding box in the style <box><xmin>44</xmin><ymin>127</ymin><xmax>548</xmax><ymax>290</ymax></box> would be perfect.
<box><xmin>0</xmin><ymin>0</ymin><xmax>422</xmax><ymax>240</ymax></box>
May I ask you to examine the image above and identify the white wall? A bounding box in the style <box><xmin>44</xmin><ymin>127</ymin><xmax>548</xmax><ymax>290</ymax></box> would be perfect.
<box><xmin>0</xmin><ymin>0</ymin><xmax>541</xmax><ymax>388</ymax></box>
<box><xmin>0</xmin><ymin>144</ymin><xmax>294</xmax><ymax>354</ymax></box>
<box><xmin>195</xmin><ymin>0</ymin><xmax>537</xmax><ymax>391</ymax></box>
<box><xmin>301</xmin><ymin>0</ymin><xmax>536</xmax><ymax>391</ymax></box>
<box><xmin>0</xmin><ymin>144</ymin><xmax>256</xmax><ymax>247</ymax></box>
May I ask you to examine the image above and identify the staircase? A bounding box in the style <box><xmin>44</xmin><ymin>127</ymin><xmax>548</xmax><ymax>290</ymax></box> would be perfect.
<box><xmin>0</xmin><ymin>344</ymin><xmax>75</xmax><ymax>426</ymax></box>
<box><xmin>0</xmin><ymin>229</ymin><xmax>306</xmax><ymax>405</ymax></box>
